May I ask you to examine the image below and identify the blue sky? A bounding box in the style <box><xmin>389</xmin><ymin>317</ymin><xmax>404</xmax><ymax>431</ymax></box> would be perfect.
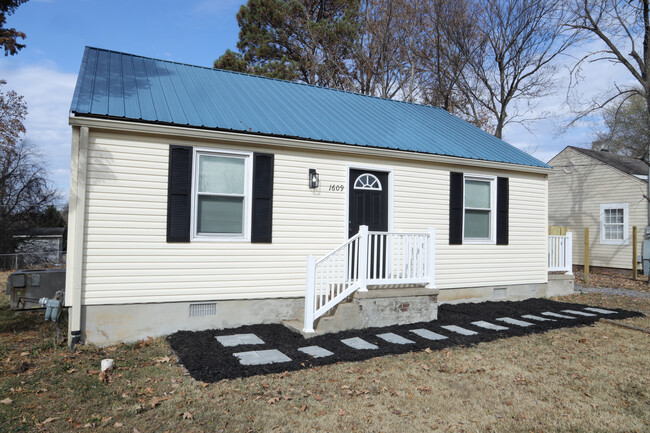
<box><xmin>0</xmin><ymin>0</ymin><xmax>636</xmax><ymax>200</ymax></box>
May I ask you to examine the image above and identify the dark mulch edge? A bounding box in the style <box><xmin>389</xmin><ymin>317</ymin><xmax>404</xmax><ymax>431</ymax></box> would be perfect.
<box><xmin>167</xmin><ymin>298</ymin><xmax>643</xmax><ymax>383</ymax></box>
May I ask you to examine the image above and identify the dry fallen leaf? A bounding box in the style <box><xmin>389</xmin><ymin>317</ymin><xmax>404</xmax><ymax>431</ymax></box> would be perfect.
<box><xmin>114</xmin><ymin>422</ymin><xmax>123</xmax><ymax>427</ymax></box>
<box><xmin>338</xmin><ymin>408</ymin><xmax>347</xmax><ymax>416</ymax></box>
<box><xmin>183</xmin><ymin>412</ymin><xmax>193</xmax><ymax>420</ymax></box>
<box><xmin>42</xmin><ymin>417</ymin><xmax>59</xmax><ymax>424</ymax></box>
<box><xmin>151</xmin><ymin>396</ymin><xmax>172</xmax><ymax>408</ymax></box>
<box><xmin>1</xmin><ymin>398</ymin><xmax>12</xmax><ymax>405</ymax></box>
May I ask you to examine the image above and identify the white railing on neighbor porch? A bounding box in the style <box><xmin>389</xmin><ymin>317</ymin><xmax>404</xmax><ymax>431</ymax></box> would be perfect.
<box><xmin>303</xmin><ymin>226</ymin><xmax>436</xmax><ymax>333</ymax></box>
<box><xmin>548</xmin><ymin>232</ymin><xmax>573</xmax><ymax>274</ymax></box>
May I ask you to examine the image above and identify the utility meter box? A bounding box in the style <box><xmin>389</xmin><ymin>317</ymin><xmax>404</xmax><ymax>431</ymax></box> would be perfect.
<box><xmin>5</xmin><ymin>268</ymin><xmax>66</xmax><ymax>310</ymax></box>
<box><xmin>643</xmin><ymin>240</ymin><xmax>650</xmax><ymax>276</ymax></box>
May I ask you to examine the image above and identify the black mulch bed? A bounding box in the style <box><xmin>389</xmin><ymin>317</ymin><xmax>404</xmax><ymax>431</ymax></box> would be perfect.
<box><xmin>167</xmin><ymin>299</ymin><xmax>643</xmax><ymax>383</ymax></box>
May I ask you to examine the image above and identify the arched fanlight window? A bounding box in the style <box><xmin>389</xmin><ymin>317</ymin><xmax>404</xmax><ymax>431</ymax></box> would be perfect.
<box><xmin>354</xmin><ymin>173</ymin><xmax>382</xmax><ymax>190</ymax></box>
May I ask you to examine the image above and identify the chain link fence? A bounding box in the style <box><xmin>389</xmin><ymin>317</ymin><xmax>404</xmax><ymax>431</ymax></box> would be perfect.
<box><xmin>0</xmin><ymin>251</ymin><xmax>66</xmax><ymax>271</ymax></box>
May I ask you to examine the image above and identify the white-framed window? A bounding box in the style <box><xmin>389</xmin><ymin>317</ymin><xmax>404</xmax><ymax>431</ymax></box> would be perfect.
<box><xmin>192</xmin><ymin>148</ymin><xmax>252</xmax><ymax>241</ymax></box>
<box><xmin>600</xmin><ymin>203</ymin><xmax>628</xmax><ymax>245</ymax></box>
<box><xmin>463</xmin><ymin>174</ymin><xmax>496</xmax><ymax>244</ymax></box>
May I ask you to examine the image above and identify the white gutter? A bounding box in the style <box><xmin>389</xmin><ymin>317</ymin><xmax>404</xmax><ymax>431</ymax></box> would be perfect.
<box><xmin>65</xmin><ymin>125</ymin><xmax>88</xmax><ymax>348</ymax></box>
<box><xmin>68</xmin><ymin>116</ymin><xmax>552</xmax><ymax>176</ymax></box>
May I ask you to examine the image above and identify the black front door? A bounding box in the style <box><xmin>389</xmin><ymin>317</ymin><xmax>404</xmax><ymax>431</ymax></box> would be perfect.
<box><xmin>349</xmin><ymin>169</ymin><xmax>389</xmax><ymax>278</ymax></box>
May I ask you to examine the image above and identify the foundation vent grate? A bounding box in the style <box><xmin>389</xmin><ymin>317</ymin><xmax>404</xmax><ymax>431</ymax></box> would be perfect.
<box><xmin>189</xmin><ymin>303</ymin><xmax>217</xmax><ymax>317</ymax></box>
<box><xmin>493</xmin><ymin>288</ymin><xmax>507</xmax><ymax>299</ymax></box>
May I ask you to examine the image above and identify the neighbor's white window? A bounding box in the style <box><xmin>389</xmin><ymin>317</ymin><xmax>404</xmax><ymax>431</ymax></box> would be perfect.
<box><xmin>193</xmin><ymin>149</ymin><xmax>251</xmax><ymax>240</ymax></box>
<box><xmin>463</xmin><ymin>175</ymin><xmax>496</xmax><ymax>244</ymax></box>
<box><xmin>600</xmin><ymin>203</ymin><xmax>628</xmax><ymax>245</ymax></box>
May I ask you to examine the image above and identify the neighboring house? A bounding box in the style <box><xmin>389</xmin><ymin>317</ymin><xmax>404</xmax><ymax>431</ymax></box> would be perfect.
<box><xmin>66</xmin><ymin>47</ymin><xmax>559</xmax><ymax>346</ymax></box>
<box><xmin>548</xmin><ymin>146</ymin><xmax>648</xmax><ymax>270</ymax></box>
<box><xmin>13</xmin><ymin>227</ymin><xmax>65</xmax><ymax>267</ymax></box>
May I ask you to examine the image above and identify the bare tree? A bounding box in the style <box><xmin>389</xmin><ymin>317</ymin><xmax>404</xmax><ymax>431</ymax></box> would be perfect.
<box><xmin>0</xmin><ymin>139</ymin><xmax>58</xmax><ymax>255</ymax></box>
<box><xmin>0</xmin><ymin>79</ymin><xmax>27</xmax><ymax>150</ymax></box>
<box><xmin>456</xmin><ymin>0</ymin><xmax>576</xmax><ymax>138</ymax></box>
<box><xmin>564</xmin><ymin>0</ymin><xmax>650</xmax><ymax>163</ymax></box>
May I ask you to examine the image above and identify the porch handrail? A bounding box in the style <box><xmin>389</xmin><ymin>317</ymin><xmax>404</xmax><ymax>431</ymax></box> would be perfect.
<box><xmin>303</xmin><ymin>226</ymin><xmax>436</xmax><ymax>333</ymax></box>
<box><xmin>548</xmin><ymin>232</ymin><xmax>573</xmax><ymax>274</ymax></box>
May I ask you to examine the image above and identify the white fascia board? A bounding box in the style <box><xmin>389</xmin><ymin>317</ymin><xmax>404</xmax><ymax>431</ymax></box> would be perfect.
<box><xmin>69</xmin><ymin>116</ymin><xmax>551</xmax><ymax>176</ymax></box>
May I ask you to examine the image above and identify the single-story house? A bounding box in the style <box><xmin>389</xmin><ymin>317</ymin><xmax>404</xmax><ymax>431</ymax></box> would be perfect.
<box><xmin>66</xmin><ymin>47</ymin><xmax>564</xmax><ymax>346</ymax></box>
<box><xmin>548</xmin><ymin>146</ymin><xmax>648</xmax><ymax>270</ymax></box>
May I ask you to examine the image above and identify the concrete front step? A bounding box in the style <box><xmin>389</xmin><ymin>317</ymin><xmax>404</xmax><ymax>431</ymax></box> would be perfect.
<box><xmin>283</xmin><ymin>287</ymin><xmax>439</xmax><ymax>337</ymax></box>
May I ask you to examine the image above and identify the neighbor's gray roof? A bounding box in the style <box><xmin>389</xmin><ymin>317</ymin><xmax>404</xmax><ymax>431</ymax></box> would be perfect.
<box><xmin>70</xmin><ymin>47</ymin><xmax>548</xmax><ymax>169</ymax></box>
<box><xmin>570</xmin><ymin>147</ymin><xmax>648</xmax><ymax>177</ymax></box>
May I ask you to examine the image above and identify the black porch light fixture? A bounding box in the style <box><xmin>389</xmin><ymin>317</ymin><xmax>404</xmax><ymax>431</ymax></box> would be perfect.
<box><xmin>309</xmin><ymin>169</ymin><xmax>319</xmax><ymax>189</ymax></box>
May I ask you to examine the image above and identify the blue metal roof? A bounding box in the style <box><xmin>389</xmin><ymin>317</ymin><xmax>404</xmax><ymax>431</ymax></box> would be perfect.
<box><xmin>71</xmin><ymin>47</ymin><xmax>549</xmax><ymax>168</ymax></box>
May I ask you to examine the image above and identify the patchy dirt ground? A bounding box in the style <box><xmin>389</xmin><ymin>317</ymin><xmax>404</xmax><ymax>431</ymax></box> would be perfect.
<box><xmin>574</xmin><ymin>266</ymin><xmax>650</xmax><ymax>293</ymax></box>
<box><xmin>0</xmin><ymin>270</ymin><xmax>648</xmax><ymax>433</ymax></box>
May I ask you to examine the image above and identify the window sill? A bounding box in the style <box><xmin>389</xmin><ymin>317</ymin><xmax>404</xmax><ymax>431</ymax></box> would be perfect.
<box><xmin>191</xmin><ymin>235</ymin><xmax>250</xmax><ymax>243</ymax></box>
<box><xmin>599</xmin><ymin>239</ymin><xmax>628</xmax><ymax>246</ymax></box>
<box><xmin>462</xmin><ymin>239</ymin><xmax>496</xmax><ymax>245</ymax></box>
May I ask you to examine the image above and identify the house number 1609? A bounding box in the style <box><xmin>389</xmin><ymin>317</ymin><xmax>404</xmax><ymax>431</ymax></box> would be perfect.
<box><xmin>329</xmin><ymin>185</ymin><xmax>344</xmax><ymax>191</ymax></box>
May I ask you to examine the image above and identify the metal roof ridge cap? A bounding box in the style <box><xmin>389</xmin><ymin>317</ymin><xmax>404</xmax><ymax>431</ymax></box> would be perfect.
<box><xmin>68</xmin><ymin>115</ymin><xmax>552</xmax><ymax>173</ymax></box>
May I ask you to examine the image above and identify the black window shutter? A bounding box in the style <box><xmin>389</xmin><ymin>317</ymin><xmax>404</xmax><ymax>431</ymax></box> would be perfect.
<box><xmin>497</xmin><ymin>177</ymin><xmax>509</xmax><ymax>245</ymax></box>
<box><xmin>166</xmin><ymin>145</ymin><xmax>193</xmax><ymax>242</ymax></box>
<box><xmin>449</xmin><ymin>172</ymin><xmax>463</xmax><ymax>245</ymax></box>
<box><xmin>251</xmin><ymin>152</ymin><xmax>274</xmax><ymax>243</ymax></box>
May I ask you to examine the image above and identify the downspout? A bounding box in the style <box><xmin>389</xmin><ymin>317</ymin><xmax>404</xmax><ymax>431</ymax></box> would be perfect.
<box><xmin>66</xmin><ymin>125</ymin><xmax>89</xmax><ymax>349</ymax></box>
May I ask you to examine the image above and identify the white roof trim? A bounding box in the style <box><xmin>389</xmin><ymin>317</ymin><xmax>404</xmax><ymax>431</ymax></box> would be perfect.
<box><xmin>69</xmin><ymin>116</ymin><xmax>551</xmax><ymax>175</ymax></box>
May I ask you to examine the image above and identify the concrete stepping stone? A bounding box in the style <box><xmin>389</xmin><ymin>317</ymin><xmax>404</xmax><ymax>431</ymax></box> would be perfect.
<box><xmin>584</xmin><ymin>307</ymin><xmax>618</xmax><ymax>315</ymax></box>
<box><xmin>377</xmin><ymin>333</ymin><xmax>415</xmax><ymax>345</ymax></box>
<box><xmin>521</xmin><ymin>314</ymin><xmax>556</xmax><ymax>322</ymax></box>
<box><xmin>298</xmin><ymin>346</ymin><xmax>333</xmax><ymax>358</ymax></box>
<box><xmin>496</xmin><ymin>317</ymin><xmax>534</xmax><ymax>327</ymax></box>
<box><xmin>410</xmin><ymin>329</ymin><xmax>448</xmax><ymax>341</ymax></box>
<box><xmin>441</xmin><ymin>325</ymin><xmax>478</xmax><ymax>336</ymax></box>
<box><xmin>562</xmin><ymin>309</ymin><xmax>597</xmax><ymax>317</ymax></box>
<box><xmin>216</xmin><ymin>333</ymin><xmax>264</xmax><ymax>347</ymax></box>
<box><xmin>471</xmin><ymin>320</ymin><xmax>509</xmax><ymax>331</ymax></box>
<box><xmin>233</xmin><ymin>349</ymin><xmax>291</xmax><ymax>366</ymax></box>
<box><xmin>341</xmin><ymin>337</ymin><xmax>378</xmax><ymax>350</ymax></box>
<box><xmin>541</xmin><ymin>312</ymin><xmax>575</xmax><ymax>319</ymax></box>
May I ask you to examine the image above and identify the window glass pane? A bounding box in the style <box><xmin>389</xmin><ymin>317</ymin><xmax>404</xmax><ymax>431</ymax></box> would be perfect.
<box><xmin>604</xmin><ymin>225</ymin><xmax>614</xmax><ymax>239</ymax></box>
<box><xmin>198</xmin><ymin>155</ymin><xmax>245</xmax><ymax>194</ymax></box>
<box><xmin>616</xmin><ymin>225</ymin><xmax>624</xmax><ymax>239</ymax></box>
<box><xmin>615</xmin><ymin>209</ymin><xmax>624</xmax><ymax>223</ymax></box>
<box><xmin>465</xmin><ymin>180</ymin><xmax>490</xmax><ymax>208</ymax></box>
<box><xmin>604</xmin><ymin>209</ymin><xmax>612</xmax><ymax>224</ymax></box>
<box><xmin>197</xmin><ymin>196</ymin><xmax>244</xmax><ymax>234</ymax></box>
<box><xmin>464</xmin><ymin>210</ymin><xmax>490</xmax><ymax>238</ymax></box>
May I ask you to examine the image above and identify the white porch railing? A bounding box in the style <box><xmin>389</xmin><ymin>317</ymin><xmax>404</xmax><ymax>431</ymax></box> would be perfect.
<box><xmin>303</xmin><ymin>225</ymin><xmax>436</xmax><ymax>333</ymax></box>
<box><xmin>548</xmin><ymin>232</ymin><xmax>573</xmax><ymax>274</ymax></box>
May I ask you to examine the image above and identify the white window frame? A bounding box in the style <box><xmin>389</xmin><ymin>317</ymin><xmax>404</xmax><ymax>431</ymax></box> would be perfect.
<box><xmin>600</xmin><ymin>203</ymin><xmax>628</xmax><ymax>245</ymax></box>
<box><xmin>462</xmin><ymin>174</ymin><xmax>497</xmax><ymax>245</ymax></box>
<box><xmin>190</xmin><ymin>147</ymin><xmax>253</xmax><ymax>242</ymax></box>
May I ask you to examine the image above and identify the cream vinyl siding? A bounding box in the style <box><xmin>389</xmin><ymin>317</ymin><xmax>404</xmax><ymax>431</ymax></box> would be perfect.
<box><xmin>548</xmin><ymin>147</ymin><xmax>647</xmax><ymax>269</ymax></box>
<box><xmin>78</xmin><ymin>130</ymin><xmax>548</xmax><ymax>305</ymax></box>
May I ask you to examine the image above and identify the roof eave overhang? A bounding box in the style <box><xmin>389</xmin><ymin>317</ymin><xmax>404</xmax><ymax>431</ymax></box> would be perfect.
<box><xmin>69</xmin><ymin>115</ymin><xmax>552</xmax><ymax>175</ymax></box>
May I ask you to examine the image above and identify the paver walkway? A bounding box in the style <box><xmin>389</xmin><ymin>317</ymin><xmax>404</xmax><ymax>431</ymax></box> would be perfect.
<box><xmin>168</xmin><ymin>299</ymin><xmax>643</xmax><ymax>382</ymax></box>
<box><xmin>212</xmin><ymin>306</ymin><xmax>629</xmax><ymax>367</ymax></box>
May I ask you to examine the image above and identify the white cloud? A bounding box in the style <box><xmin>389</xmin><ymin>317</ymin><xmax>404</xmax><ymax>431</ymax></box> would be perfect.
<box><xmin>1</xmin><ymin>60</ymin><xmax>77</xmax><ymax>199</ymax></box>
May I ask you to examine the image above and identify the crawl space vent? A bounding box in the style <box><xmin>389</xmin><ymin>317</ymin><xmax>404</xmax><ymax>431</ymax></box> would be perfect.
<box><xmin>189</xmin><ymin>303</ymin><xmax>217</xmax><ymax>317</ymax></box>
<box><xmin>493</xmin><ymin>288</ymin><xmax>507</xmax><ymax>299</ymax></box>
